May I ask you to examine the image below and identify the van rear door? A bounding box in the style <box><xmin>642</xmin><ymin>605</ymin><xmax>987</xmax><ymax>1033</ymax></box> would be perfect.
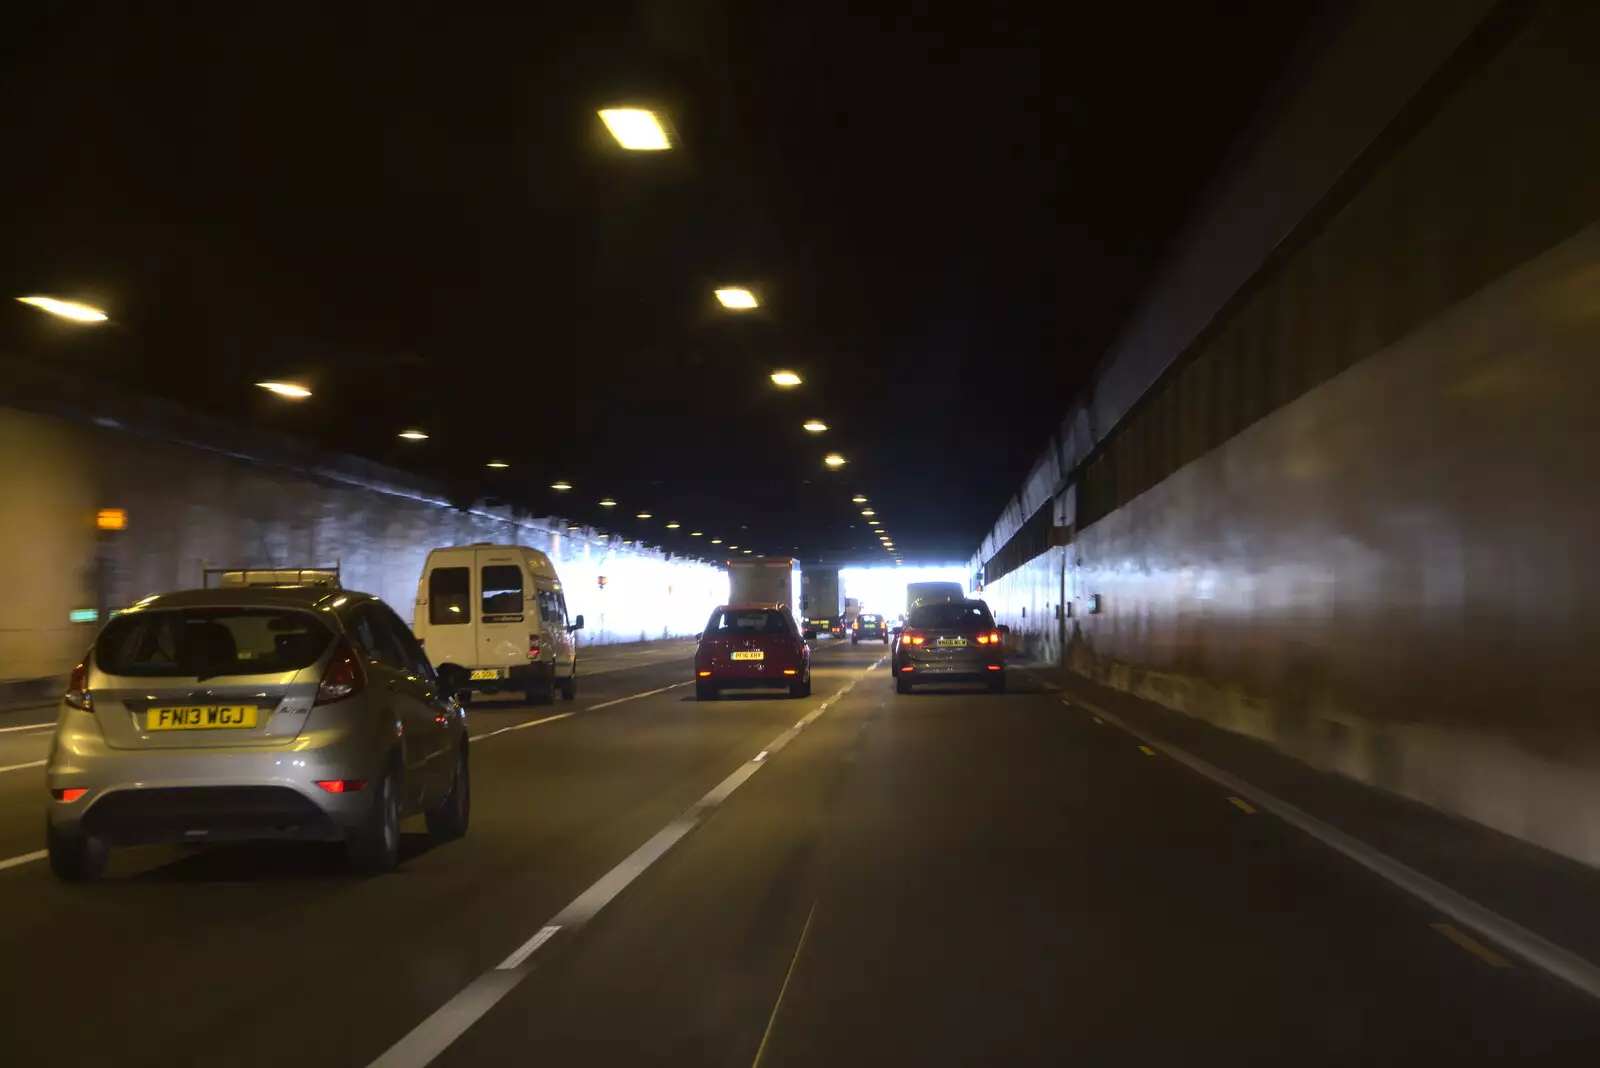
<box><xmin>421</xmin><ymin>555</ymin><xmax>476</xmax><ymax>670</ymax></box>
<box><xmin>476</xmin><ymin>548</ymin><xmax>533</xmax><ymax>669</ymax></box>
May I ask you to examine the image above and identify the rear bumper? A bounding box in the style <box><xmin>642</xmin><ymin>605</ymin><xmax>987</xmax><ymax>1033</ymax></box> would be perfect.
<box><xmin>895</xmin><ymin>652</ymin><xmax>1004</xmax><ymax>682</ymax></box>
<box><xmin>696</xmin><ymin>664</ymin><xmax>805</xmax><ymax>688</ymax></box>
<box><xmin>46</xmin><ymin>703</ymin><xmax>381</xmax><ymax>843</ymax></box>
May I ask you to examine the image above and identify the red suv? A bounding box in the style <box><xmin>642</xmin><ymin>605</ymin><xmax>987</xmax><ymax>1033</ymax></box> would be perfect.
<box><xmin>695</xmin><ymin>604</ymin><xmax>812</xmax><ymax>701</ymax></box>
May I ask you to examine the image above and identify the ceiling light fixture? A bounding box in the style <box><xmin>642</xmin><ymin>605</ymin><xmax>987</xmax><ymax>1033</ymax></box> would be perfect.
<box><xmin>666</xmin><ymin>522</ymin><xmax>681</xmax><ymax>529</ymax></box>
<box><xmin>716</xmin><ymin>287</ymin><xmax>758</xmax><ymax>309</ymax></box>
<box><xmin>598</xmin><ymin>108</ymin><xmax>671</xmax><ymax>150</ymax></box>
<box><xmin>823</xmin><ymin>453</ymin><xmax>846</xmax><ymax>468</ymax></box>
<box><xmin>851</xmin><ymin>495</ymin><xmax>868</xmax><ymax>504</ymax></box>
<box><xmin>551</xmin><ymin>481</ymin><xmax>572</xmax><ymax>491</ymax></box>
<box><xmin>397</xmin><ymin>429</ymin><xmax>428</xmax><ymax>441</ymax></box>
<box><xmin>486</xmin><ymin>461</ymin><xmax>509</xmax><ymax>469</ymax></box>
<box><xmin>802</xmin><ymin>420</ymin><xmax>828</xmax><ymax>433</ymax></box>
<box><xmin>17</xmin><ymin>295</ymin><xmax>107</xmax><ymax>322</ymax></box>
<box><xmin>770</xmin><ymin>370</ymin><xmax>802</xmax><ymax>387</ymax></box>
<box><xmin>256</xmin><ymin>381</ymin><xmax>312</xmax><ymax>399</ymax></box>
<box><xmin>636</xmin><ymin>512</ymin><xmax>652</xmax><ymax>519</ymax></box>
<box><xmin>599</xmin><ymin>498</ymin><xmax>617</xmax><ymax>507</ymax></box>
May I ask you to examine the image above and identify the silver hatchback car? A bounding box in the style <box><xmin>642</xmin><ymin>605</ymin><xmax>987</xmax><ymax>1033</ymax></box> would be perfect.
<box><xmin>46</xmin><ymin>585</ymin><xmax>470</xmax><ymax>880</ymax></box>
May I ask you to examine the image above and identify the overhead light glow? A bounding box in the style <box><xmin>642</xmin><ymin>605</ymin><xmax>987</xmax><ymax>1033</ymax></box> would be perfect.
<box><xmin>690</xmin><ymin>531</ymin><xmax>703</xmax><ymax>537</ymax></box>
<box><xmin>851</xmin><ymin>495</ymin><xmax>868</xmax><ymax>504</ymax></box>
<box><xmin>711</xmin><ymin>538</ymin><xmax>723</xmax><ymax>545</ymax></box>
<box><xmin>823</xmin><ymin>453</ymin><xmax>847</xmax><ymax>468</ymax></box>
<box><xmin>398</xmin><ymin>430</ymin><xmax>428</xmax><ymax>441</ymax></box>
<box><xmin>599</xmin><ymin>498</ymin><xmax>617</xmax><ymax>508</ymax></box>
<box><xmin>256</xmin><ymin>381</ymin><xmax>312</xmax><ymax>399</ymax></box>
<box><xmin>665</xmin><ymin>522</ymin><xmax>681</xmax><ymax>529</ymax></box>
<box><xmin>486</xmin><ymin>461</ymin><xmax>509</xmax><ymax>468</ymax></box>
<box><xmin>636</xmin><ymin>512</ymin><xmax>652</xmax><ymax>519</ymax></box>
<box><xmin>551</xmin><ymin>481</ymin><xmax>572</xmax><ymax>491</ymax></box>
<box><xmin>598</xmin><ymin>108</ymin><xmax>671</xmax><ymax>150</ymax></box>
<box><xmin>862</xmin><ymin>509</ymin><xmax>877</xmax><ymax>517</ymax></box>
<box><xmin>802</xmin><ymin>420</ymin><xmax>828</xmax><ymax>433</ymax></box>
<box><xmin>770</xmin><ymin>370</ymin><xmax>802</xmax><ymax>387</ymax></box>
<box><xmin>716</xmin><ymin>287</ymin><xmax>759</xmax><ymax>310</ymax></box>
<box><xmin>17</xmin><ymin>295</ymin><xmax>107</xmax><ymax>322</ymax></box>
<box><xmin>743</xmin><ymin>549</ymin><xmax>753</xmax><ymax>554</ymax></box>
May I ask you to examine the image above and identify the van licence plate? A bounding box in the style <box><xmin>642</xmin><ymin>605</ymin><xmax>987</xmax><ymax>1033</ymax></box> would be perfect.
<box><xmin>146</xmin><ymin>706</ymin><xmax>259</xmax><ymax>731</ymax></box>
<box><xmin>730</xmin><ymin>651</ymin><xmax>764</xmax><ymax>661</ymax></box>
<box><xmin>470</xmin><ymin>668</ymin><xmax>507</xmax><ymax>681</ymax></box>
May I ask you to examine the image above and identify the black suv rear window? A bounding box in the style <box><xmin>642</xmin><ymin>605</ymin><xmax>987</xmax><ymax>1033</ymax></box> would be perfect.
<box><xmin>95</xmin><ymin>608</ymin><xmax>334</xmax><ymax>678</ymax></box>
<box><xmin>907</xmin><ymin>602</ymin><xmax>994</xmax><ymax>630</ymax></box>
<box><xmin>705</xmin><ymin>608</ymin><xmax>792</xmax><ymax>637</ymax></box>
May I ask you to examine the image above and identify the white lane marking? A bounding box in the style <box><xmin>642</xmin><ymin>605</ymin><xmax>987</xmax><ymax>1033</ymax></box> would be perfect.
<box><xmin>585</xmin><ymin>681</ymin><xmax>691</xmax><ymax>711</ymax></box>
<box><xmin>364</xmin><ymin>656</ymin><xmax>883</xmax><ymax>1068</ymax></box>
<box><xmin>753</xmin><ymin>749</ymin><xmax>769</xmax><ymax>762</ymax></box>
<box><xmin>0</xmin><ymin>721</ymin><xmax>53</xmax><ymax>734</ymax></box>
<box><xmin>495</xmin><ymin>925</ymin><xmax>561</xmax><ymax>971</ymax></box>
<box><xmin>0</xmin><ymin>850</ymin><xmax>46</xmax><ymax>872</ymax></box>
<box><xmin>365</xmin><ymin>971</ymin><xmax>529</xmax><ymax>1068</ymax></box>
<box><xmin>475</xmin><ymin>712</ymin><xmax>574</xmax><ymax>740</ymax></box>
<box><xmin>1042</xmin><ymin>678</ymin><xmax>1600</xmax><ymax>1003</ymax></box>
<box><xmin>0</xmin><ymin>760</ymin><xmax>46</xmax><ymax>776</ymax></box>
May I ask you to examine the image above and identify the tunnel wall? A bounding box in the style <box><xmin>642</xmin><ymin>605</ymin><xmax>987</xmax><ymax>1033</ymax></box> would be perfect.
<box><xmin>979</xmin><ymin>0</ymin><xmax>1600</xmax><ymax>866</ymax></box>
<box><xmin>0</xmin><ymin>404</ymin><xmax>726</xmax><ymax>685</ymax></box>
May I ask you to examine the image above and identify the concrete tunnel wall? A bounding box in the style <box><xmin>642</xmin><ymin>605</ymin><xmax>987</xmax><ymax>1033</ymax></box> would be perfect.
<box><xmin>976</xmin><ymin>1</ymin><xmax>1600</xmax><ymax>867</ymax></box>
<box><xmin>0</xmin><ymin>404</ymin><xmax>727</xmax><ymax>685</ymax></box>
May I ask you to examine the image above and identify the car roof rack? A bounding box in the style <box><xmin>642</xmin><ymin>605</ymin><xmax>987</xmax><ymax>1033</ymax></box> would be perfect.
<box><xmin>201</xmin><ymin>559</ymin><xmax>343</xmax><ymax>589</ymax></box>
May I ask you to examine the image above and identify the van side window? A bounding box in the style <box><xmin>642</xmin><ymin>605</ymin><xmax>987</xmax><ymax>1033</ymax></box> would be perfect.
<box><xmin>374</xmin><ymin>602</ymin><xmax>435</xmax><ymax>682</ymax></box>
<box><xmin>537</xmin><ymin>591</ymin><xmax>558</xmax><ymax>624</ymax></box>
<box><xmin>346</xmin><ymin>605</ymin><xmax>405</xmax><ymax>670</ymax></box>
<box><xmin>481</xmin><ymin>564</ymin><xmax>525</xmax><ymax>622</ymax></box>
<box><xmin>429</xmin><ymin>567</ymin><xmax>471</xmax><ymax>626</ymax></box>
<box><xmin>556</xmin><ymin>592</ymin><xmax>569</xmax><ymax>626</ymax></box>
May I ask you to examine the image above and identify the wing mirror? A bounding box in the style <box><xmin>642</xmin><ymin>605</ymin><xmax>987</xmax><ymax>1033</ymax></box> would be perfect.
<box><xmin>568</xmin><ymin>614</ymin><xmax>585</xmax><ymax>632</ymax></box>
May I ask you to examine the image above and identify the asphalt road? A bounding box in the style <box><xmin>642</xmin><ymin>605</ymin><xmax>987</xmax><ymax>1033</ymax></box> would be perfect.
<box><xmin>1</xmin><ymin>639</ymin><xmax>1597</xmax><ymax>1066</ymax></box>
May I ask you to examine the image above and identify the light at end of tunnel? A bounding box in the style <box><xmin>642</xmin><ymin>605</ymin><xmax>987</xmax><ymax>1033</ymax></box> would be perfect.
<box><xmin>598</xmin><ymin>108</ymin><xmax>671</xmax><ymax>150</ymax></box>
<box><xmin>823</xmin><ymin>453</ymin><xmax>847</xmax><ymax>468</ymax></box>
<box><xmin>716</xmin><ymin>287</ymin><xmax>759</xmax><ymax>309</ymax></box>
<box><xmin>802</xmin><ymin>420</ymin><xmax>828</xmax><ymax>433</ymax></box>
<box><xmin>398</xmin><ymin>429</ymin><xmax>428</xmax><ymax>440</ymax></box>
<box><xmin>770</xmin><ymin>369</ymin><xmax>802</xmax><ymax>387</ymax></box>
<box><xmin>256</xmin><ymin>381</ymin><xmax>312</xmax><ymax>399</ymax></box>
<box><xmin>18</xmin><ymin>295</ymin><xmax>108</xmax><ymax>322</ymax></box>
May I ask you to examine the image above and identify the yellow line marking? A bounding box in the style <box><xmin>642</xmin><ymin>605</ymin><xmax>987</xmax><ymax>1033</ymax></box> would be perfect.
<box><xmin>1228</xmin><ymin>796</ymin><xmax>1257</xmax><ymax>814</ymax></box>
<box><xmin>1432</xmin><ymin>924</ymin><xmax>1513</xmax><ymax>968</ymax></box>
<box><xmin>1091</xmin><ymin>716</ymin><xmax>1103</xmax><ymax>725</ymax></box>
<box><xmin>1137</xmin><ymin>745</ymin><xmax>1155</xmax><ymax>756</ymax></box>
<box><xmin>751</xmin><ymin>899</ymin><xmax>819</xmax><ymax>1067</ymax></box>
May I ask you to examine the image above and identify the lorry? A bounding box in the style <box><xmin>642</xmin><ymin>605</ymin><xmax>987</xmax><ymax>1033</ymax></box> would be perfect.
<box><xmin>727</xmin><ymin>557</ymin><xmax>801</xmax><ymax>627</ymax></box>
<box><xmin>800</xmin><ymin>568</ymin><xmax>841</xmax><ymax>638</ymax></box>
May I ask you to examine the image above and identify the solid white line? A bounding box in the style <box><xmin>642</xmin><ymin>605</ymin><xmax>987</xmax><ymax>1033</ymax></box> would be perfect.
<box><xmin>0</xmin><ymin>849</ymin><xmax>46</xmax><ymax>872</ymax></box>
<box><xmin>0</xmin><ymin>721</ymin><xmax>52</xmax><ymax>734</ymax></box>
<box><xmin>364</xmin><ymin>657</ymin><xmax>882</xmax><ymax>1068</ymax></box>
<box><xmin>475</xmin><ymin>712</ymin><xmax>574</xmax><ymax>739</ymax></box>
<box><xmin>495</xmin><ymin>925</ymin><xmax>561</xmax><ymax>971</ymax></box>
<box><xmin>585</xmin><ymin>681</ymin><xmax>690</xmax><ymax>711</ymax></box>
<box><xmin>1041</xmin><ymin>677</ymin><xmax>1600</xmax><ymax>1003</ymax></box>
<box><xmin>365</xmin><ymin>971</ymin><xmax>529</xmax><ymax>1068</ymax></box>
<box><xmin>0</xmin><ymin>759</ymin><xmax>45</xmax><ymax>775</ymax></box>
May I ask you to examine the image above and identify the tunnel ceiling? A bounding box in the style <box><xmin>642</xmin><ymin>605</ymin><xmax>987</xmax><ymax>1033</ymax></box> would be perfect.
<box><xmin>0</xmin><ymin>1</ymin><xmax>1322</xmax><ymax>562</ymax></box>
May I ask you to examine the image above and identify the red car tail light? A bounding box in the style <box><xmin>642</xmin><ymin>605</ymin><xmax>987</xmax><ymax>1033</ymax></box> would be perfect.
<box><xmin>903</xmin><ymin>631</ymin><xmax>926</xmax><ymax>646</ymax></box>
<box><xmin>64</xmin><ymin>658</ymin><xmax>93</xmax><ymax>712</ymax></box>
<box><xmin>529</xmin><ymin>633</ymin><xmax>541</xmax><ymax>658</ymax></box>
<box><xmin>52</xmin><ymin>787</ymin><xmax>89</xmax><ymax>802</ymax></box>
<box><xmin>315</xmin><ymin>639</ymin><xmax>367</xmax><ymax>705</ymax></box>
<box><xmin>315</xmin><ymin>779</ymin><xmax>367</xmax><ymax>793</ymax></box>
<box><xmin>975</xmin><ymin>631</ymin><xmax>1001</xmax><ymax>645</ymax></box>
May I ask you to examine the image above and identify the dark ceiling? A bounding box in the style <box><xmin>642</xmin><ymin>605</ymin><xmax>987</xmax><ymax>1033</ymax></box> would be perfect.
<box><xmin>0</xmin><ymin>1</ymin><xmax>1325</xmax><ymax>563</ymax></box>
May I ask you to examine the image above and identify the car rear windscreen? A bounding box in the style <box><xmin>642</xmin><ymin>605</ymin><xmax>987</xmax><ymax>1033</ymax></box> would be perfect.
<box><xmin>860</xmin><ymin>614</ymin><xmax>883</xmax><ymax>622</ymax></box>
<box><xmin>705</xmin><ymin>608</ymin><xmax>791</xmax><ymax>637</ymax></box>
<box><xmin>95</xmin><ymin>608</ymin><xmax>335</xmax><ymax>678</ymax></box>
<box><xmin>907</xmin><ymin>602</ymin><xmax>994</xmax><ymax>630</ymax></box>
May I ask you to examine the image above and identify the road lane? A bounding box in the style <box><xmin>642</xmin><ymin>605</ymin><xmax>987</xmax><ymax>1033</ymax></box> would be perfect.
<box><xmin>426</xmin><ymin>662</ymin><xmax>1600</xmax><ymax>1067</ymax></box>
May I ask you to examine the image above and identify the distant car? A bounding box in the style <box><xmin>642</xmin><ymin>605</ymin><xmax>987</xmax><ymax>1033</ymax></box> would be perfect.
<box><xmin>695</xmin><ymin>603</ymin><xmax>812</xmax><ymax>700</ymax></box>
<box><xmin>45</xmin><ymin>585</ymin><xmax>471</xmax><ymax>881</ymax></box>
<box><xmin>852</xmin><ymin>613</ymin><xmax>888</xmax><ymax>644</ymax></box>
<box><xmin>892</xmin><ymin>598</ymin><xmax>1009</xmax><ymax>694</ymax></box>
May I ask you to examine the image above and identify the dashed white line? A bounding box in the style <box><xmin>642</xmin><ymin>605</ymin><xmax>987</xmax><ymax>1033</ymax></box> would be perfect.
<box><xmin>0</xmin><ymin>721</ymin><xmax>53</xmax><ymax>734</ymax></box>
<box><xmin>0</xmin><ymin>850</ymin><xmax>46</xmax><ymax>872</ymax></box>
<box><xmin>364</xmin><ymin>656</ymin><xmax>884</xmax><ymax>1068</ymax></box>
<box><xmin>475</xmin><ymin>712</ymin><xmax>574</xmax><ymax>739</ymax></box>
<box><xmin>0</xmin><ymin>759</ymin><xmax>46</xmax><ymax>776</ymax></box>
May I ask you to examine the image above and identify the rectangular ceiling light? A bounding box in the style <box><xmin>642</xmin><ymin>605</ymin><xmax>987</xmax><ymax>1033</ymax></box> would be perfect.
<box><xmin>715</xmin><ymin>287</ymin><xmax>758</xmax><ymax>309</ymax></box>
<box><xmin>599</xmin><ymin>108</ymin><xmax>671</xmax><ymax>150</ymax></box>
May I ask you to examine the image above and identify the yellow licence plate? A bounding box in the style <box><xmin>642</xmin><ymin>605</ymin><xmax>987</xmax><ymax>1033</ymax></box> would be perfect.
<box><xmin>936</xmin><ymin>638</ymin><xmax>968</xmax><ymax>648</ymax></box>
<box><xmin>146</xmin><ymin>705</ymin><xmax>259</xmax><ymax>731</ymax></box>
<box><xmin>469</xmin><ymin>668</ymin><xmax>506</xmax><ymax>681</ymax></box>
<box><xmin>730</xmin><ymin>650</ymin><xmax>764</xmax><ymax>661</ymax></box>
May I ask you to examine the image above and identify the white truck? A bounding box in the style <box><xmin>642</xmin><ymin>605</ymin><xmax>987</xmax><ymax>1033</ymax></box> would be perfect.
<box><xmin>800</xmin><ymin>568</ymin><xmax>841</xmax><ymax>638</ymax></box>
<box><xmin>727</xmin><ymin>557</ymin><xmax>800</xmax><ymax>627</ymax></box>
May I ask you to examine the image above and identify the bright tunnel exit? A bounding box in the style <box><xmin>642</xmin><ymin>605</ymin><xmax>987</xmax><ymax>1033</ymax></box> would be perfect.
<box><xmin>839</xmin><ymin>563</ymin><xmax>970</xmax><ymax>621</ymax></box>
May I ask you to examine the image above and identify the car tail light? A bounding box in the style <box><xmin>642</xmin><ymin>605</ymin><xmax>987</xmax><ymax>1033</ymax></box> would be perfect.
<box><xmin>315</xmin><ymin>639</ymin><xmax>366</xmax><ymax>705</ymax></box>
<box><xmin>698</xmin><ymin>670</ymin><xmax>712</xmax><ymax>677</ymax></box>
<box><xmin>52</xmin><ymin>787</ymin><xmax>88</xmax><ymax>802</ymax></box>
<box><xmin>903</xmin><ymin>631</ymin><xmax>925</xmax><ymax>646</ymax></box>
<box><xmin>529</xmin><ymin>633</ymin><xmax>541</xmax><ymax>659</ymax></box>
<box><xmin>315</xmin><ymin>779</ymin><xmax>367</xmax><ymax>793</ymax></box>
<box><xmin>852</xmin><ymin>621</ymin><xmax>859</xmax><ymax>630</ymax></box>
<box><xmin>975</xmin><ymin>631</ymin><xmax>1001</xmax><ymax>645</ymax></box>
<box><xmin>64</xmin><ymin>658</ymin><xmax>92</xmax><ymax>712</ymax></box>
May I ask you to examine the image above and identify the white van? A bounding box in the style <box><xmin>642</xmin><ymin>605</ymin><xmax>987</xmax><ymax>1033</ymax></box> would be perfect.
<box><xmin>414</xmin><ymin>544</ymin><xmax>584</xmax><ymax>704</ymax></box>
